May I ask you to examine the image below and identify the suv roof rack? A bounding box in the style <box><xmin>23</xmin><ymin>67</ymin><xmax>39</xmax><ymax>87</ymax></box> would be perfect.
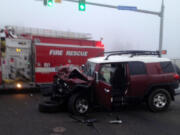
<box><xmin>96</xmin><ymin>51</ymin><xmax>130</xmax><ymax>57</ymax></box>
<box><xmin>104</xmin><ymin>50</ymin><xmax>160</xmax><ymax>60</ymax></box>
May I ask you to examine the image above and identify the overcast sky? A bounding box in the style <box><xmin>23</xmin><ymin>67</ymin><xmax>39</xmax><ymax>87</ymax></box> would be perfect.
<box><xmin>0</xmin><ymin>0</ymin><xmax>179</xmax><ymax>58</ymax></box>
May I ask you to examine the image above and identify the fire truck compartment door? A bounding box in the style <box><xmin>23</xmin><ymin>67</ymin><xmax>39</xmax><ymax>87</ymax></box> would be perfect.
<box><xmin>1</xmin><ymin>38</ymin><xmax>33</xmax><ymax>83</ymax></box>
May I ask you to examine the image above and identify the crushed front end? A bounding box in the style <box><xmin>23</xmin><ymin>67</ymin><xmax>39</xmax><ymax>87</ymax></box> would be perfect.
<box><xmin>51</xmin><ymin>65</ymin><xmax>91</xmax><ymax>104</ymax></box>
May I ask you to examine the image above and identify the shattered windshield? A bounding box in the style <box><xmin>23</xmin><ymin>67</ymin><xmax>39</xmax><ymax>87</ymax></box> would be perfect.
<box><xmin>83</xmin><ymin>61</ymin><xmax>96</xmax><ymax>77</ymax></box>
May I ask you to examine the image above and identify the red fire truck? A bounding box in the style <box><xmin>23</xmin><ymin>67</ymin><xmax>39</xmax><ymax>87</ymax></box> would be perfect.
<box><xmin>0</xmin><ymin>26</ymin><xmax>104</xmax><ymax>90</ymax></box>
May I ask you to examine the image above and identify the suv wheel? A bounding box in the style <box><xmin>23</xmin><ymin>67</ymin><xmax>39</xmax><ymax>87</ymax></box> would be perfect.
<box><xmin>68</xmin><ymin>94</ymin><xmax>89</xmax><ymax>115</ymax></box>
<box><xmin>147</xmin><ymin>89</ymin><xmax>171</xmax><ymax>112</ymax></box>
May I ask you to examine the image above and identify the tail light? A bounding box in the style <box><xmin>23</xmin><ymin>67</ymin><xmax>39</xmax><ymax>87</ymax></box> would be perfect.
<box><xmin>174</xmin><ymin>74</ymin><xmax>180</xmax><ymax>80</ymax></box>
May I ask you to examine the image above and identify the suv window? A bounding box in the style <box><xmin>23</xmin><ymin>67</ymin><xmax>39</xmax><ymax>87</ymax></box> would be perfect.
<box><xmin>128</xmin><ymin>62</ymin><xmax>147</xmax><ymax>75</ymax></box>
<box><xmin>99</xmin><ymin>64</ymin><xmax>115</xmax><ymax>84</ymax></box>
<box><xmin>160</xmin><ymin>62</ymin><xmax>174</xmax><ymax>73</ymax></box>
<box><xmin>84</xmin><ymin>61</ymin><xmax>96</xmax><ymax>77</ymax></box>
<box><xmin>173</xmin><ymin>64</ymin><xmax>180</xmax><ymax>75</ymax></box>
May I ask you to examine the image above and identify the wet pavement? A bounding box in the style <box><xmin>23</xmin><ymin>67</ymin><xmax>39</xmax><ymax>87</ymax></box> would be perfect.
<box><xmin>0</xmin><ymin>92</ymin><xmax>180</xmax><ymax>135</ymax></box>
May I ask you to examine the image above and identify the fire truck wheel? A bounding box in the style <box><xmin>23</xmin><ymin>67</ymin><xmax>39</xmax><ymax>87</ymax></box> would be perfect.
<box><xmin>39</xmin><ymin>101</ymin><xmax>61</xmax><ymax>113</ymax></box>
<box><xmin>68</xmin><ymin>93</ymin><xmax>89</xmax><ymax>115</ymax></box>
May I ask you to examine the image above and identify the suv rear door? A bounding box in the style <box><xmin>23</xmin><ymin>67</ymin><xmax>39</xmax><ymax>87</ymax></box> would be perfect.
<box><xmin>128</xmin><ymin>62</ymin><xmax>148</xmax><ymax>97</ymax></box>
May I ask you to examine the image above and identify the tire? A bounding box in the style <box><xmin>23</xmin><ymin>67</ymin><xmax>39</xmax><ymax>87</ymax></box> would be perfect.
<box><xmin>147</xmin><ymin>89</ymin><xmax>171</xmax><ymax>112</ymax></box>
<box><xmin>39</xmin><ymin>101</ymin><xmax>61</xmax><ymax>113</ymax></box>
<box><xmin>40</xmin><ymin>86</ymin><xmax>53</xmax><ymax>97</ymax></box>
<box><xmin>41</xmin><ymin>90</ymin><xmax>53</xmax><ymax>97</ymax></box>
<box><xmin>68</xmin><ymin>93</ymin><xmax>89</xmax><ymax>115</ymax></box>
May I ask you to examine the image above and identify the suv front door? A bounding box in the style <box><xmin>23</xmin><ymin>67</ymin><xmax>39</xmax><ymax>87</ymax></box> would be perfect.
<box><xmin>95</xmin><ymin>64</ymin><xmax>114</xmax><ymax>109</ymax></box>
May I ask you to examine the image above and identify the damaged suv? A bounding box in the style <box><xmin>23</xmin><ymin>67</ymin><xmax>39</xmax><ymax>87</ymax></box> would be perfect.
<box><xmin>39</xmin><ymin>51</ymin><xmax>180</xmax><ymax>114</ymax></box>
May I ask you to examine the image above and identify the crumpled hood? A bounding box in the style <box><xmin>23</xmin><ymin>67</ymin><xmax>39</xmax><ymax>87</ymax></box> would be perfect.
<box><xmin>57</xmin><ymin>65</ymin><xmax>93</xmax><ymax>83</ymax></box>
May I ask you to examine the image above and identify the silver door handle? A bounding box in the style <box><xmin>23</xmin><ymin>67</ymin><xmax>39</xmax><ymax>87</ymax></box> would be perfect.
<box><xmin>104</xmin><ymin>88</ymin><xmax>110</xmax><ymax>93</ymax></box>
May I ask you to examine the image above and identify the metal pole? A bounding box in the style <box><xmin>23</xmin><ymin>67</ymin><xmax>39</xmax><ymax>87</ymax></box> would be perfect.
<box><xmin>159</xmin><ymin>0</ymin><xmax>164</xmax><ymax>57</ymax></box>
<box><xmin>63</xmin><ymin>0</ymin><xmax>164</xmax><ymax>57</ymax></box>
<box><xmin>64</xmin><ymin>0</ymin><xmax>161</xmax><ymax>16</ymax></box>
<box><xmin>135</xmin><ymin>9</ymin><xmax>160</xmax><ymax>16</ymax></box>
<box><xmin>37</xmin><ymin>0</ymin><xmax>165</xmax><ymax>56</ymax></box>
<box><xmin>63</xmin><ymin>0</ymin><xmax>118</xmax><ymax>9</ymax></box>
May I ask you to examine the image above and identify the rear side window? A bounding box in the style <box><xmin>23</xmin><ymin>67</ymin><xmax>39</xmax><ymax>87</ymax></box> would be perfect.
<box><xmin>128</xmin><ymin>62</ymin><xmax>147</xmax><ymax>75</ymax></box>
<box><xmin>160</xmin><ymin>62</ymin><xmax>174</xmax><ymax>73</ymax></box>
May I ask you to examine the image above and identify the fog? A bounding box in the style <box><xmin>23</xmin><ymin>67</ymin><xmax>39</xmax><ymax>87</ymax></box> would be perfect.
<box><xmin>0</xmin><ymin>0</ymin><xmax>179</xmax><ymax>58</ymax></box>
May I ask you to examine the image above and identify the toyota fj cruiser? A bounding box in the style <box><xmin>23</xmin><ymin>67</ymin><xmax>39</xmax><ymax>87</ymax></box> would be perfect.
<box><xmin>39</xmin><ymin>51</ymin><xmax>180</xmax><ymax>114</ymax></box>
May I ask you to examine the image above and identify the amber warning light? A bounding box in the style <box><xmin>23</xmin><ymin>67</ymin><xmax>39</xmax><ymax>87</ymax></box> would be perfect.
<box><xmin>161</xmin><ymin>50</ymin><xmax>167</xmax><ymax>54</ymax></box>
<box><xmin>16</xmin><ymin>48</ymin><xmax>22</xmax><ymax>52</ymax></box>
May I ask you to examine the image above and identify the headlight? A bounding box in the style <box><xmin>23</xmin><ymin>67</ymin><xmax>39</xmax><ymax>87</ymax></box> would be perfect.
<box><xmin>16</xmin><ymin>83</ymin><xmax>22</xmax><ymax>89</ymax></box>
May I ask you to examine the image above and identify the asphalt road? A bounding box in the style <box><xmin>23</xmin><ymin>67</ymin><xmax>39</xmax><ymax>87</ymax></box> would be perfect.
<box><xmin>0</xmin><ymin>92</ymin><xmax>180</xmax><ymax>135</ymax></box>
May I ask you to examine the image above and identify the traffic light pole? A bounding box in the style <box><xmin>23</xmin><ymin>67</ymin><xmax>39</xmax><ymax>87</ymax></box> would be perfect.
<box><xmin>36</xmin><ymin>0</ymin><xmax>165</xmax><ymax>57</ymax></box>
<box><xmin>159</xmin><ymin>1</ymin><xmax>164</xmax><ymax>57</ymax></box>
<box><xmin>63</xmin><ymin>0</ymin><xmax>164</xmax><ymax>57</ymax></box>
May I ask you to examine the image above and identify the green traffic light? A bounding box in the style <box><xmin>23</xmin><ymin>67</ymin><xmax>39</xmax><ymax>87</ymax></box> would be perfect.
<box><xmin>79</xmin><ymin>0</ymin><xmax>86</xmax><ymax>11</ymax></box>
<box><xmin>47</xmin><ymin>0</ymin><xmax>54</xmax><ymax>7</ymax></box>
<box><xmin>79</xmin><ymin>3</ymin><xmax>86</xmax><ymax>11</ymax></box>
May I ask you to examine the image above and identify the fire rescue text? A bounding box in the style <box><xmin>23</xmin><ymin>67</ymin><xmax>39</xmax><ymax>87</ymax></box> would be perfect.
<box><xmin>49</xmin><ymin>50</ymin><xmax>88</xmax><ymax>57</ymax></box>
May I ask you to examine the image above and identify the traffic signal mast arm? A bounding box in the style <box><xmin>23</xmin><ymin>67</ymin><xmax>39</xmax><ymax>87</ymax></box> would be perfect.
<box><xmin>39</xmin><ymin>0</ymin><xmax>164</xmax><ymax>57</ymax></box>
<box><xmin>63</xmin><ymin>0</ymin><xmax>164</xmax><ymax>57</ymax></box>
<box><xmin>63</xmin><ymin>0</ymin><xmax>161</xmax><ymax>16</ymax></box>
<box><xmin>40</xmin><ymin>0</ymin><xmax>161</xmax><ymax>16</ymax></box>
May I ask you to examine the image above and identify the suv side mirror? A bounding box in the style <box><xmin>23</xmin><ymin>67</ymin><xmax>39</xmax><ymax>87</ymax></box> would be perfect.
<box><xmin>81</xmin><ymin>64</ymin><xmax>85</xmax><ymax>72</ymax></box>
<box><xmin>95</xmin><ymin>71</ymin><xmax>99</xmax><ymax>83</ymax></box>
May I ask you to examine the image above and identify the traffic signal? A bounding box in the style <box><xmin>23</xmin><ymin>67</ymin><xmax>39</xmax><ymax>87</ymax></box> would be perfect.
<box><xmin>44</xmin><ymin>0</ymin><xmax>54</xmax><ymax>7</ymax></box>
<box><xmin>79</xmin><ymin>0</ymin><xmax>86</xmax><ymax>11</ymax></box>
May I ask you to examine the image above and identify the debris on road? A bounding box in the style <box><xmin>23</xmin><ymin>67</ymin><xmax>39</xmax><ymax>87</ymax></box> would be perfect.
<box><xmin>109</xmin><ymin>116</ymin><xmax>123</xmax><ymax>124</ymax></box>
<box><xmin>109</xmin><ymin>120</ymin><xmax>123</xmax><ymax>124</ymax></box>
<box><xmin>52</xmin><ymin>126</ymin><xmax>66</xmax><ymax>134</ymax></box>
<box><xmin>70</xmin><ymin>114</ymin><xmax>97</xmax><ymax>126</ymax></box>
